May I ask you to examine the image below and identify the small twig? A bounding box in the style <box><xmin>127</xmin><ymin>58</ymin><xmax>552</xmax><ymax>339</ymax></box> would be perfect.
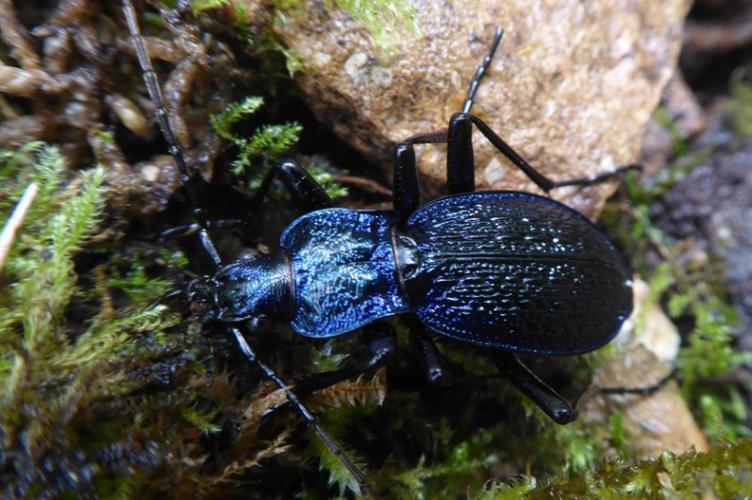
<box><xmin>333</xmin><ymin>175</ymin><xmax>393</xmax><ymax>197</ymax></box>
<box><xmin>0</xmin><ymin>0</ymin><xmax>42</xmax><ymax>70</ymax></box>
<box><xmin>0</xmin><ymin>182</ymin><xmax>38</xmax><ymax>272</ymax></box>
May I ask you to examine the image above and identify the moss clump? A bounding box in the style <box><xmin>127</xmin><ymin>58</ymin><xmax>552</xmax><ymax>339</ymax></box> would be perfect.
<box><xmin>211</xmin><ymin>96</ymin><xmax>347</xmax><ymax>199</ymax></box>
<box><xmin>272</xmin><ymin>0</ymin><xmax>420</xmax><ymax>53</ymax></box>
<box><xmin>322</xmin><ymin>0</ymin><xmax>420</xmax><ymax>52</ymax></box>
<box><xmin>0</xmin><ymin>143</ymin><xmax>175</xmax><ymax>496</ymax></box>
<box><xmin>0</xmin><ymin>144</ymin><xmax>289</xmax><ymax>497</ymax></box>
<box><xmin>480</xmin><ymin>438</ymin><xmax>752</xmax><ymax>498</ymax></box>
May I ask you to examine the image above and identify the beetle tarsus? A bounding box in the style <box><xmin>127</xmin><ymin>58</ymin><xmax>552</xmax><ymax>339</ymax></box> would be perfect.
<box><xmin>497</xmin><ymin>353</ymin><xmax>580</xmax><ymax>425</ymax></box>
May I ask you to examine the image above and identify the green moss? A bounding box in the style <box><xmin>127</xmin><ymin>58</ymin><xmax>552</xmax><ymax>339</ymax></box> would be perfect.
<box><xmin>322</xmin><ymin>0</ymin><xmax>420</xmax><ymax>53</ymax></box>
<box><xmin>211</xmin><ymin>96</ymin><xmax>348</xmax><ymax>199</ymax></box>
<box><xmin>0</xmin><ymin>144</ymin><xmax>181</xmax><ymax>495</ymax></box>
<box><xmin>480</xmin><ymin>438</ymin><xmax>752</xmax><ymax>498</ymax></box>
<box><xmin>652</xmin><ymin>106</ymin><xmax>689</xmax><ymax>157</ymax></box>
<box><xmin>727</xmin><ymin>71</ymin><xmax>752</xmax><ymax>137</ymax></box>
<box><xmin>275</xmin><ymin>0</ymin><xmax>420</xmax><ymax>54</ymax></box>
<box><xmin>191</xmin><ymin>0</ymin><xmax>228</xmax><ymax>15</ymax></box>
<box><xmin>0</xmin><ymin>144</ymin><xmax>253</xmax><ymax>496</ymax></box>
<box><xmin>307</xmin><ymin>426</ymin><xmax>369</xmax><ymax>497</ymax></box>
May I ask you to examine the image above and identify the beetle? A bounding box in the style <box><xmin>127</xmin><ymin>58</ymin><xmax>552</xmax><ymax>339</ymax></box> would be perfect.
<box><xmin>185</xmin><ymin>27</ymin><xmax>638</xmax><ymax>425</ymax></box>
<box><xmin>123</xmin><ymin>2</ymin><xmax>640</xmax><ymax>496</ymax></box>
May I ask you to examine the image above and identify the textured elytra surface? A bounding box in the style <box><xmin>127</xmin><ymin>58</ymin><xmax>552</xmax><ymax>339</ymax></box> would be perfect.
<box><xmin>406</xmin><ymin>192</ymin><xmax>633</xmax><ymax>354</ymax></box>
<box><xmin>264</xmin><ymin>0</ymin><xmax>690</xmax><ymax>219</ymax></box>
<box><xmin>280</xmin><ymin>208</ymin><xmax>409</xmax><ymax>337</ymax></box>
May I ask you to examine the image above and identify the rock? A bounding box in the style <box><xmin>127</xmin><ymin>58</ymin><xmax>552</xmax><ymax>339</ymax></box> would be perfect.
<box><xmin>655</xmin><ymin>122</ymin><xmax>752</xmax><ymax>351</ymax></box>
<box><xmin>584</xmin><ymin>279</ymin><xmax>709</xmax><ymax>458</ymax></box>
<box><xmin>640</xmin><ymin>73</ymin><xmax>706</xmax><ymax>176</ymax></box>
<box><xmin>265</xmin><ymin>0</ymin><xmax>691</xmax><ymax>218</ymax></box>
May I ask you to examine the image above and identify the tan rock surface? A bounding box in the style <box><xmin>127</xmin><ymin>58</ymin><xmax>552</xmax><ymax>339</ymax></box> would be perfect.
<box><xmin>584</xmin><ymin>279</ymin><xmax>709</xmax><ymax>458</ymax></box>
<box><xmin>267</xmin><ymin>0</ymin><xmax>690</xmax><ymax>218</ymax></box>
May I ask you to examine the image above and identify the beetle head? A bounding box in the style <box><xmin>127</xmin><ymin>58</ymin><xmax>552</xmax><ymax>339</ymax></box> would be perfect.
<box><xmin>186</xmin><ymin>252</ymin><xmax>293</xmax><ymax>325</ymax></box>
<box><xmin>186</xmin><ymin>275</ymin><xmax>221</xmax><ymax>322</ymax></box>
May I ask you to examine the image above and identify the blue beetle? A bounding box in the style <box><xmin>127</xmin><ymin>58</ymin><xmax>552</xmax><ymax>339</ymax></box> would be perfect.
<box><xmin>186</xmin><ymin>28</ymin><xmax>638</xmax><ymax>425</ymax></box>
<box><xmin>124</xmin><ymin>3</ymin><xmax>641</xmax><ymax>490</ymax></box>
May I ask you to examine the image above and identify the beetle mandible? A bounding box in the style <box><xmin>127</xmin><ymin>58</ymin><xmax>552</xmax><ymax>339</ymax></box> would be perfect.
<box><xmin>124</xmin><ymin>2</ymin><xmax>641</xmax><ymax>495</ymax></box>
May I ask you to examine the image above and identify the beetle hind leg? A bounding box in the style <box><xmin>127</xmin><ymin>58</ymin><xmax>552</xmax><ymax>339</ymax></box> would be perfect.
<box><xmin>496</xmin><ymin>353</ymin><xmax>579</xmax><ymax>425</ymax></box>
<box><xmin>464</xmin><ymin>113</ymin><xmax>641</xmax><ymax>193</ymax></box>
<box><xmin>392</xmin><ymin>27</ymin><xmax>506</xmax><ymax>221</ymax></box>
<box><xmin>598</xmin><ymin>367</ymin><xmax>677</xmax><ymax>396</ymax></box>
<box><xmin>545</xmin><ymin>163</ymin><xmax>642</xmax><ymax>190</ymax></box>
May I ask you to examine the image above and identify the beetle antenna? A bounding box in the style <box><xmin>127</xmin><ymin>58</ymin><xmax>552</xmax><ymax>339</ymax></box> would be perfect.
<box><xmin>462</xmin><ymin>26</ymin><xmax>504</xmax><ymax>114</ymax></box>
<box><xmin>122</xmin><ymin>0</ymin><xmax>221</xmax><ymax>269</ymax></box>
<box><xmin>122</xmin><ymin>2</ymin><xmax>377</xmax><ymax>497</ymax></box>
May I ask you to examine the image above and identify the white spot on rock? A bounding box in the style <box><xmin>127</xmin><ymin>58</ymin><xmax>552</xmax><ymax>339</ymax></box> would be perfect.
<box><xmin>484</xmin><ymin>157</ymin><xmax>506</xmax><ymax>185</ymax></box>
<box><xmin>345</xmin><ymin>52</ymin><xmax>368</xmax><ymax>80</ymax></box>
<box><xmin>313</xmin><ymin>51</ymin><xmax>331</xmax><ymax>66</ymax></box>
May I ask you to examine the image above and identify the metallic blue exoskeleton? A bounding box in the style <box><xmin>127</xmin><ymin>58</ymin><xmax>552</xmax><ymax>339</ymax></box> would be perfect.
<box><xmin>186</xmin><ymin>27</ymin><xmax>641</xmax><ymax>427</ymax></box>
<box><xmin>127</xmin><ymin>10</ymin><xmax>640</xmax><ymax>492</ymax></box>
<box><xmin>195</xmin><ymin>191</ymin><xmax>632</xmax><ymax>357</ymax></box>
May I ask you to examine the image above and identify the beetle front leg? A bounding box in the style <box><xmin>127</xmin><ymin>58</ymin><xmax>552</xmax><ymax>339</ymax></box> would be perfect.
<box><xmin>246</xmin><ymin>159</ymin><xmax>334</xmax><ymax>220</ymax></box>
<box><xmin>162</xmin><ymin>160</ymin><xmax>333</xmax><ymax>239</ymax></box>
<box><xmin>496</xmin><ymin>353</ymin><xmax>579</xmax><ymax>424</ymax></box>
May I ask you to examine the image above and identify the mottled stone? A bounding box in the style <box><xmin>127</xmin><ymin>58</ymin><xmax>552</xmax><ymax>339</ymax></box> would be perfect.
<box><xmin>267</xmin><ymin>0</ymin><xmax>690</xmax><ymax>218</ymax></box>
<box><xmin>655</xmin><ymin>126</ymin><xmax>752</xmax><ymax>351</ymax></box>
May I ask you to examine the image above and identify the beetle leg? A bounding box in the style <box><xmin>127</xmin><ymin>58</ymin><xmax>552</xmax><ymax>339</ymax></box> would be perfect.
<box><xmin>245</xmin><ymin>159</ymin><xmax>334</xmax><ymax>222</ymax></box>
<box><xmin>408</xmin><ymin>319</ymin><xmax>451</xmax><ymax>385</ymax></box>
<box><xmin>543</xmin><ymin>163</ymin><xmax>643</xmax><ymax>190</ymax></box>
<box><xmin>393</xmin><ymin>131</ymin><xmax>446</xmax><ymax>222</ymax></box>
<box><xmin>393</xmin><ymin>27</ymin><xmax>505</xmax><ymax>212</ymax></box>
<box><xmin>445</xmin><ymin>113</ymin><xmax>477</xmax><ymax>194</ymax></box>
<box><xmin>292</xmin><ymin>321</ymin><xmax>395</xmax><ymax>396</ymax></box>
<box><xmin>445</xmin><ymin>111</ymin><xmax>553</xmax><ymax>194</ymax></box>
<box><xmin>598</xmin><ymin>367</ymin><xmax>677</xmax><ymax>396</ymax></box>
<box><xmin>497</xmin><ymin>353</ymin><xmax>579</xmax><ymax>424</ymax></box>
<box><xmin>161</xmin><ymin>159</ymin><xmax>331</xmax><ymax>239</ymax></box>
<box><xmin>460</xmin><ymin>112</ymin><xmax>641</xmax><ymax>192</ymax></box>
<box><xmin>231</xmin><ymin>325</ymin><xmax>378</xmax><ymax>498</ymax></box>
<box><xmin>163</xmin><ymin>160</ymin><xmax>333</xmax><ymax>240</ymax></box>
